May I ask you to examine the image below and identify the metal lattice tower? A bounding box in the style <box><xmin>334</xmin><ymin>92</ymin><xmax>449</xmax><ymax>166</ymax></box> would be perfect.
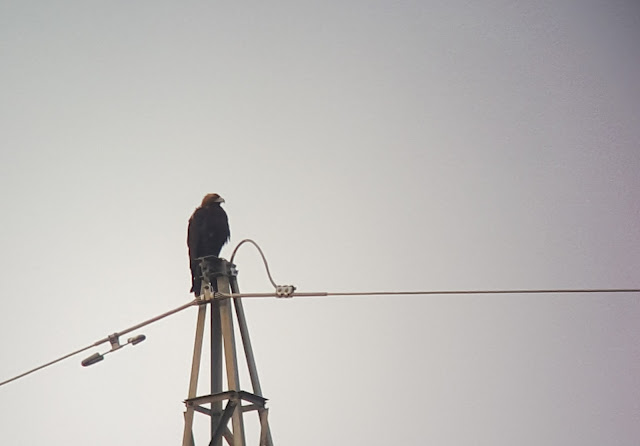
<box><xmin>182</xmin><ymin>257</ymin><xmax>273</xmax><ymax>446</ymax></box>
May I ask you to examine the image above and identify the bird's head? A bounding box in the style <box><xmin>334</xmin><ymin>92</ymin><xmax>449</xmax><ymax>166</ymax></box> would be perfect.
<box><xmin>201</xmin><ymin>193</ymin><xmax>225</xmax><ymax>206</ymax></box>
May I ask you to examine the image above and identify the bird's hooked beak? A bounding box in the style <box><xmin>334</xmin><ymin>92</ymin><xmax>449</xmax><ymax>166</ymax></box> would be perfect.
<box><xmin>215</xmin><ymin>196</ymin><xmax>225</xmax><ymax>203</ymax></box>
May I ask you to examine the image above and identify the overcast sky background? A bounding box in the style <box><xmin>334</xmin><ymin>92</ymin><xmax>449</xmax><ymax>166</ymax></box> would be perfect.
<box><xmin>1</xmin><ymin>1</ymin><xmax>639</xmax><ymax>445</ymax></box>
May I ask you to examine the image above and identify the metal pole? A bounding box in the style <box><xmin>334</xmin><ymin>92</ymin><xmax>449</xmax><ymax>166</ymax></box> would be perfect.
<box><xmin>211</xmin><ymin>299</ymin><xmax>223</xmax><ymax>446</ymax></box>
<box><xmin>230</xmin><ymin>276</ymin><xmax>274</xmax><ymax>446</ymax></box>
<box><xmin>183</xmin><ymin>258</ymin><xmax>272</xmax><ymax>446</ymax></box>
<box><xmin>182</xmin><ymin>304</ymin><xmax>208</xmax><ymax>446</ymax></box>
<box><xmin>230</xmin><ymin>277</ymin><xmax>262</xmax><ymax>395</ymax></box>
<box><xmin>218</xmin><ymin>275</ymin><xmax>246</xmax><ymax>446</ymax></box>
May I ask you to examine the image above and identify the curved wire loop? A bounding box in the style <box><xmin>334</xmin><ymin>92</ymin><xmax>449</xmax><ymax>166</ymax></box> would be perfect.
<box><xmin>229</xmin><ymin>239</ymin><xmax>278</xmax><ymax>289</ymax></box>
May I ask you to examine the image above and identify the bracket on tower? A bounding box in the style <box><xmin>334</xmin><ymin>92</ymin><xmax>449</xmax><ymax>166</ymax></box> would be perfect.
<box><xmin>196</xmin><ymin>256</ymin><xmax>238</xmax><ymax>300</ymax></box>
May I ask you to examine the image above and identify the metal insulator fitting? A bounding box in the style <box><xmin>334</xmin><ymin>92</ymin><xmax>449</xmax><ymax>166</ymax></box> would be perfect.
<box><xmin>108</xmin><ymin>333</ymin><xmax>121</xmax><ymax>351</ymax></box>
<box><xmin>275</xmin><ymin>285</ymin><xmax>296</xmax><ymax>298</ymax></box>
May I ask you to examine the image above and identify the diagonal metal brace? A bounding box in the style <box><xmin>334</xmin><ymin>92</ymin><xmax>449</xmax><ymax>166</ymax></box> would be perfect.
<box><xmin>209</xmin><ymin>400</ymin><xmax>237</xmax><ymax>446</ymax></box>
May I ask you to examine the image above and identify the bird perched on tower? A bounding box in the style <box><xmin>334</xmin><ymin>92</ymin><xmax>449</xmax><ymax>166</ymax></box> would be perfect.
<box><xmin>187</xmin><ymin>193</ymin><xmax>230</xmax><ymax>296</ymax></box>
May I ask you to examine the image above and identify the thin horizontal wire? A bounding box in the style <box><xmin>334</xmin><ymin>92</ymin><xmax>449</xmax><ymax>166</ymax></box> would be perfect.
<box><xmin>217</xmin><ymin>288</ymin><xmax>640</xmax><ymax>298</ymax></box>
<box><xmin>2</xmin><ymin>287</ymin><xmax>638</xmax><ymax>388</ymax></box>
<box><xmin>0</xmin><ymin>299</ymin><xmax>199</xmax><ymax>389</ymax></box>
<box><xmin>0</xmin><ymin>343</ymin><xmax>97</xmax><ymax>388</ymax></box>
<box><xmin>113</xmin><ymin>298</ymin><xmax>198</xmax><ymax>338</ymax></box>
<box><xmin>6</xmin><ymin>226</ymin><xmax>637</xmax><ymax>389</ymax></box>
<box><xmin>326</xmin><ymin>288</ymin><xmax>640</xmax><ymax>296</ymax></box>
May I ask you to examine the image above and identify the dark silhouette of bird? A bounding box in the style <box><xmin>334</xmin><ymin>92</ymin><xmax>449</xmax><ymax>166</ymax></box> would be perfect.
<box><xmin>187</xmin><ymin>193</ymin><xmax>230</xmax><ymax>295</ymax></box>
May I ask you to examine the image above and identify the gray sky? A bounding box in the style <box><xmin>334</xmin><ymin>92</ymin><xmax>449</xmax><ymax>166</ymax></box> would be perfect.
<box><xmin>1</xmin><ymin>1</ymin><xmax>639</xmax><ymax>445</ymax></box>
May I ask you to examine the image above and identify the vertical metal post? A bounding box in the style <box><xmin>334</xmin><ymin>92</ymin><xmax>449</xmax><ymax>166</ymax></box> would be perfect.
<box><xmin>210</xmin><ymin>299</ymin><xmax>223</xmax><ymax>446</ymax></box>
<box><xmin>230</xmin><ymin>276</ymin><xmax>262</xmax><ymax>395</ymax></box>
<box><xmin>218</xmin><ymin>275</ymin><xmax>246</xmax><ymax>446</ymax></box>
<box><xmin>230</xmin><ymin>276</ymin><xmax>274</xmax><ymax>446</ymax></box>
<box><xmin>182</xmin><ymin>304</ymin><xmax>208</xmax><ymax>446</ymax></box>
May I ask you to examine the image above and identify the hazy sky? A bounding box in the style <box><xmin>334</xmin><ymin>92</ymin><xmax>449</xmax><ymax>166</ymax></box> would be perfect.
<box><xmin>1</xmin><ymin>1</ymin><xmax>639</xmax><ymax>445</ymax></box>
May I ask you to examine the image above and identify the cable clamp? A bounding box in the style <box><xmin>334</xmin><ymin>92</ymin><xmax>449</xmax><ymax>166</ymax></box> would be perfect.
<box><xmin>275</xmin><ymin>285</ymin><xmax>296</xmax><ymax>298</ymax></box>
<box><xmin>108</xmin><ymin>333</ymin><xmax>121</xmax><ymax>351</ymax></box>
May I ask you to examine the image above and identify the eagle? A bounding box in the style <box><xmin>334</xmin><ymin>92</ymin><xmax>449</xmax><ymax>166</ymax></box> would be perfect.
<box><xmin>187</xmin><ymin>193</ymin><xmax>230</xmax><ymax>296</ymax></box>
